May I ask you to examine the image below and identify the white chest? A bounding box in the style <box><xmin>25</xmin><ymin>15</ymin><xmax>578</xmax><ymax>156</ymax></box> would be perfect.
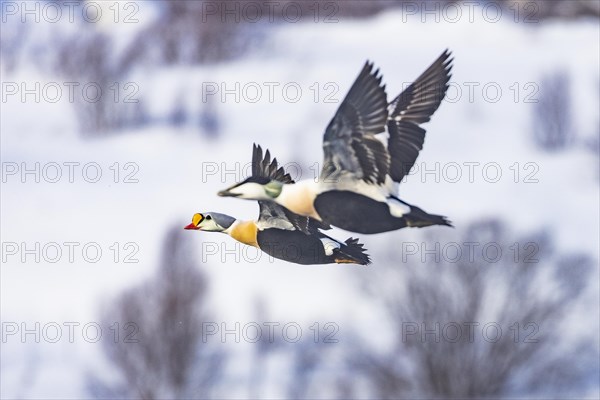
<box><xmin>277</xmin><ymin>180</ymin><xmax>320</xmax><ymax>220</ymax></box>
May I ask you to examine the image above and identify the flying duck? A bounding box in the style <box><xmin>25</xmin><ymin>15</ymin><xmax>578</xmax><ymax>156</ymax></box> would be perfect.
<box><xmin>218</xmin><ymin>50</ymin><xmax>454</xmax><ymax>234</ymax></box>
<box><xmin>185</xmin><ymin>145</ymin><xmax>370</xmax><ymax>265</ymax></box>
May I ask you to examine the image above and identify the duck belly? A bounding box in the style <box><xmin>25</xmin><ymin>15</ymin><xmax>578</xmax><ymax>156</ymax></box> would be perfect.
<box><xmin>313</xmin><ymin>190</ymin><xmax>406</xmax><ymax>234</ymax></box>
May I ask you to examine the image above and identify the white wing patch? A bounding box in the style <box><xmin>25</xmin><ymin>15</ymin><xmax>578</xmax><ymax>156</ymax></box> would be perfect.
<box><xmin>256</xmin><ymin>218</ymin><xmax>294</xmax><ymax>231</ymax></box>
<box><xmin>387</xmin><ymin>197</ymin><xmax>411</xmax><ymax>217</ymax></box>
<box><xmin>318</xmin><ymin>176</ymin><xmax>389</xmax><ymax>201</ymax></box>
<box><xmin>320</xmin><ymin>237</ymin><xmax>341</xmax><ymax>256</ymax></box>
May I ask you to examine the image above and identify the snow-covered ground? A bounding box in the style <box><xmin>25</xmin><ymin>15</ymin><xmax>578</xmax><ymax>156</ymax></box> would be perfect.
<box><xmin>1</xmin><ymin>4</ymin><xmax>599</xmax><ymax>398</ymax></box>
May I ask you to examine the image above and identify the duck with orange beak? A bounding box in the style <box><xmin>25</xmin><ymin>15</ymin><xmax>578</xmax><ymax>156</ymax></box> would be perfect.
<box><xmin>185</xmin><ymin>145</ymin><xmax>370</xmax><ymax>266</ymax></box>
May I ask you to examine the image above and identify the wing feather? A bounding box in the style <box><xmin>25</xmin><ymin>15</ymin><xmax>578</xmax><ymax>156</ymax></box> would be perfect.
<box><xmin>322</xmin><ymin>62</ymin><xmax>390</xmax><ymax>184</ymax></box>
<box><xmin>387</xmin><ymin>50</ymin><xmax>453</xmax><ymax>182</ymax></box>
<box><xmin>252</xmin><ymin>143</ymin><xmax>294</xmax><ymax>184</ymax></box>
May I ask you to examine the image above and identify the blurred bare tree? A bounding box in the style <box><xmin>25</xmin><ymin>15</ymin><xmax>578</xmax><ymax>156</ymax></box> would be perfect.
<box><xmin>52</xmin><ymin>29</ymin><xmax>148</xmax><ymax>135</ymax></box>
<box><xmin>585</xmin><ymin>80</ymin><xmax>600</xmax><ymax>182</ymax></box>
<box><xmin>246</xmin><ymin>299</ymin><xmax>281</xmax><ymax>398</ymax></box>
<box><xmin>198</xmin><ymin>94</ymin><xmax>222</xmax><ymax>139</ymax></box>
<box><xmin>285</xmin><ymin>338</ymin><xmax>330</xmax><ymax>399</ymax></box>
<box><xmin>245</xmin><ymin>298</ymin><xmax>337</xmax><ymax>399</ymax></box>
<box><xmin>282</xmin><ymin>220</ymin><xmax>597</xmax><ymax>398</ymax></box>
<box><xmin>118</xmin><ymin>1</ymin><xmax>420</xmax><ymax>69</ymax></box>
<box><xmin>0</xmin><ymin>14</ymin><xmax>30</xmax><ymax>73</ymax></box>
<box><xmin>121</xmin><ymin>1</ymin><xmax>257</xmax><ymax>67</ymax></box>
<box><xmin>339</xmin><ymin>220</ymin><xmax>598</xmax><ymax>398</ymax></box>
<box><xmin>532</xmin><ymin>70</ymin><xmax>574</xmax><ymax>150</ymax></box>
<box><xmin>87</xmin><ymin>226</ymin><xmax>226</xmax><ymax>399</ymax></box>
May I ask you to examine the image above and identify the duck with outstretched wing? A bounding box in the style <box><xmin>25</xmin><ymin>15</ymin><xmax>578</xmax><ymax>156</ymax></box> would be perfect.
<box><xmin>218</xmin><ymin>50</ymin><xmax>454</xmax><ymax>234</ymax></box>
<box><xmin>186</xmin><ymin>145</ymin><xmax>370</xmax><ymax>265</ymax></box>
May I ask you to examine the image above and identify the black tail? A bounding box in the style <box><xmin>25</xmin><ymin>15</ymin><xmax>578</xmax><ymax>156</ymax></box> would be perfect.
<box><xmin>405</xmin><ymin>204</ymin><xmax>453</xmax><ymax>228</ymax></box>
<box><xmin>333</xmin><ymin>238</ymin><xmax>371</xmax><ymax>265</ymax></box>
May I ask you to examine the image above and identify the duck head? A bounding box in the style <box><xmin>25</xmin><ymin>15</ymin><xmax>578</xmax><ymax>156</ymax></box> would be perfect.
<box><xmin>217</xmin><ymin>176</ymin><xmax>283</xmax><ymax>200</ymax></box>
<box><xmin>184</xmin><ymin>212</ymin><xmax>236</xmax><ymax>232</ymax></box>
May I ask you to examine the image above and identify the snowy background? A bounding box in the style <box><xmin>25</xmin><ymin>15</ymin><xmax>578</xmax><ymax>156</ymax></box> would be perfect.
<box><xmin>1</xmin><ymin>0</ymin><xmax>599</xmax><ymax>398</ymax></box>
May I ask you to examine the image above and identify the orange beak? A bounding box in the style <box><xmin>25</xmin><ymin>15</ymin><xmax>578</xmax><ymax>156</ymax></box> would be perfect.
<box><xmin>184</xmin><ymin>223</ymin><xmax>199</xmax><ymax>230</ymax></box>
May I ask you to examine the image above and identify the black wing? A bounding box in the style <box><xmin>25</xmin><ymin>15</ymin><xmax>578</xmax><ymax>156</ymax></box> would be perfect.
<box><xmin>252</xmin><ymin>143</ymin><xmax>294</xmax><ymax>184</ymax></box>
<box><xmin>253</xmin><ymin>144</ymin><xmax>331</xmax><ymax>233</ymax></box>
<box><xmin>321</xmin><ymin>62</ymin><xmax>390</xmax><ymax>184</ymax></box>
<box><xmin>387</xmin><ymin>50</ymin><xmax>453</xmax><ymax>182</ymax></box>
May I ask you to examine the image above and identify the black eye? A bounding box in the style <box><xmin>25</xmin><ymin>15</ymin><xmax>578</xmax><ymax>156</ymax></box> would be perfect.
<box><xmin>206</xmin><ymin>215</ymin><xmax>212</xmax><ymax>220</ymax></box>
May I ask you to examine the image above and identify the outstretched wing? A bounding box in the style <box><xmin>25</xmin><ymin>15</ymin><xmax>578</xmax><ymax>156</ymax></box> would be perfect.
<box><xmin>387</xmin><ymin>50</ymin><xmax>453</xmax><ymax>182</ymax></box>
<box><xmin>321</xmin><ymin>62</ymin><xmax>390</xmax><ymax>184</ymax></box>
<box><xmin>251</xmin><ymin>143</ymin><xmax>294</xmax><ymax>184</ymax></box>
<box><xmin>253</xmin><ymin>144</ymin><xmax>330</xmax><ymax>233</ymax></box>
